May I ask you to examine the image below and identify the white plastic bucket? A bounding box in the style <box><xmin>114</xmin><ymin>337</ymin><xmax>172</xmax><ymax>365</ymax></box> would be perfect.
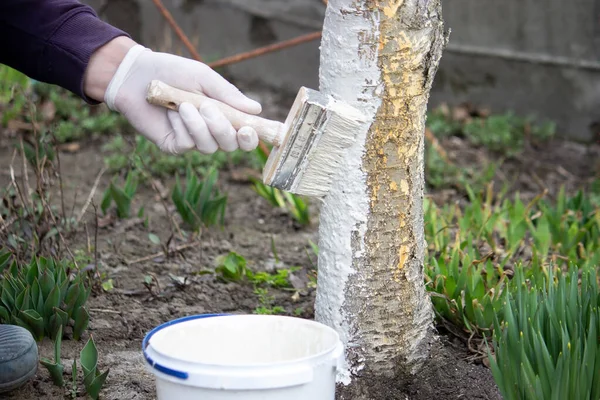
<box><xmin>142</xmin><ymin>314</ymin><xmax>344</xmax><ymax>400</ymax></box>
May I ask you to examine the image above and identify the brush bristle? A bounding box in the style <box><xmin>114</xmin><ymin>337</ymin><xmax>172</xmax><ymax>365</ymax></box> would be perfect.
<box><xmin>262</xmin><ymin>88</ymin><xmax>365</xmax><ymax>198</ymax></box>
<box><xmin>291</xmin><ymin>100</ymin><xmax>365</xmax><ymax>197</ymax></box>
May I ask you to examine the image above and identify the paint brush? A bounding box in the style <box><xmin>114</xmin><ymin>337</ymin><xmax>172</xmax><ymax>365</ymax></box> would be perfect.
<box><xmin>145</xmin><ymin>80</ymin><xmax>365</xmax><ymax>197</ymax></box>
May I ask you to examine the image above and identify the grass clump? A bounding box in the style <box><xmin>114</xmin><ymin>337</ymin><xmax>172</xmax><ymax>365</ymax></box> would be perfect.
<box><xmin>425</xmin><ymin>185</ymin><xmax>600</xmax><ymax>336</ymax></box>
<box><xmin>251</xmin><ymin>146</ymin><xmax>311</xmax><ymax>226</ymax></box>
<box><xmin>101</xmin><ymin>169</ymin><xmax>139</xmax><ymax>219</ymax></box>
<box><xmin>0</xmin><ymin>253</ymin><xmax>90</xmax><ymax>342</ymax></box>
<box><xmin>489</xmin><ymin>265</ymin><xmax>600</xmax><ymax>400</ymax></box>
<box><xmin>172</xmin><ymin>166</ymin><xmax>227</xmax><ymax>232</ymax></box>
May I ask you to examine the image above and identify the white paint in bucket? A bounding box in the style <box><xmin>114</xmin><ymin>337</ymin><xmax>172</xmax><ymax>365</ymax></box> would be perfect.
<box><xmin>143</xmin><ymin>314</ymin><xmax>344</xmax><ymax>399</ymax></box>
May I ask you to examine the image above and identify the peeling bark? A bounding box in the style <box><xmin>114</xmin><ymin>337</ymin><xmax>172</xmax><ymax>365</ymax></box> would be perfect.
<box><xmin>314</xmin><ymin>1</ymin><xmax>447</xmax><ymax>398</ymax></box>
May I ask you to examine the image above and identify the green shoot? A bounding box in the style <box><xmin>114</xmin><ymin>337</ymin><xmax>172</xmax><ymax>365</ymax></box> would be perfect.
<box><xmin>101</xmin><ymin>169</ymin><xmax>138</xmax><ymax>219</ymax></box>
<box><xmin>80</xmin><ymin>335</ymin><xmax>110</xmax><ymax>400</ymax></box>
<box><xmin>0</xmin><ymin>255</ymin><xmax>90</xmax><ymax>342</ymax></box>
<box><xmin>172</xmin><ymin>166</ymin><xmax>227</xmax><ymax>232</ymax></box>
<box><xmin>214</xmin><ymin>252</ymin><xmax>247</xmax><ymax>282</ymax></box>
<box><xmin>40</xmin><ymin>325</ymin><xmax>65</xmax><ymax>387</ymax></box>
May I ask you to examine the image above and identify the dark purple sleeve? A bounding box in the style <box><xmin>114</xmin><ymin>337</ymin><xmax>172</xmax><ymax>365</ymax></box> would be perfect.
<box><xmin>0</xmin><ymin>0</ymin><xmax>131</xmax><ymax>103</ymax></box>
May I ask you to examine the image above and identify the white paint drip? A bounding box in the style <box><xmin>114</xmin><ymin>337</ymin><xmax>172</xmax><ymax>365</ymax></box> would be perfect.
<box><xmin>314</xmin><ymin>0</ymin><xmax>383</xmax><ymax>385</ymax></box>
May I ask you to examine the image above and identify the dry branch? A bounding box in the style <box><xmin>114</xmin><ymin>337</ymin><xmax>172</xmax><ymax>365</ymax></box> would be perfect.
<box><xmin>208</xmin><ymin>31</ymin><xmax>322</xmax><ymax>69</ymax></box>
<box><xmin>77</xmin><ymin>166</ymin><xmax>106</xmax><ymax>224</ymax></box>
<box><xmin>152</xmin><ymin>0</ymin><xmax>203</xmax><ymax>61</ymax></box>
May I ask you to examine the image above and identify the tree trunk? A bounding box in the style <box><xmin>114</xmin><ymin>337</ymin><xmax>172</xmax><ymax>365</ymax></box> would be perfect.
<box><xmin>314</xmin><ymin>1</ymin><xmax>447</xmax><ymax>398</ymax></box>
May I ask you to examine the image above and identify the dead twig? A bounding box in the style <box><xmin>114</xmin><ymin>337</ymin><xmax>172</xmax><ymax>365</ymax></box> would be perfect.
<box><xmin>9</xmin><ymin>150</ymin><xmax>31</xmax><ymax>223</ymax></box>
<box><xmin>77</xmin><ymin>166</ymin><xmax>106</xmax><ymax>224</ymax></box>
<box><xmin>151</xmin><ymin>0</ymin><xmax>203</xmax><ymax>61</ymax></box>
<box><xmin>0</xmin><ymin>215</ymin><xmax>17</xmax><ymax>234</ymax></box>
<box><xmin>18</xmin><ymin>136</ymin><xmax>33</xmax><ymax>211</ymax></box>
<box><xmin>149</xmin><ymin>176</ymin><xmax>185</xmax><ymax>240</ymax></box>
<box><xmin>54</xmin><ymin>140</ymin><xmax>67</xmax><ymax>221</ymax></box>
<box><xmin>126</xmin><ymin>241</ymin><xmax>201</xmax><ymax>266</ymax></box>
<box><xmin>209</xmin><ymin>31</ymin><xmax>322</xmax><ymax>69</ymax></box>
<box><xmin>134</xmin><ymin>155</ymin><xmax>185</xmax><ymax>240</ymax></box>
<box><xmin>92</xmin><ymin>203</ymin><xmax>99</xmax><ymax>277</ymax></box>
<box><xmin>143</xmin><ymin>272</ymin><xmax>162</xmax><ymax>297</ymax></box>
<box><xmin>85</xmin><ymin>222</ymin><xmax>91</xmax><ymax>254</ymax></box>
<box><xmin>89</xmin><ymin>308</ymin><xmax>121</xmax><ymax>315</ymax></box>
<box><xmin>38</xmin><ymin>191</ymin><xmax>78</xmax><ymax>268</ymax></box>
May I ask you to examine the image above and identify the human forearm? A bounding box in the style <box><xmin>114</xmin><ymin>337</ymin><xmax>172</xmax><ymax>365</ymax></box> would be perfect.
<box><xmin>83</xmin><ymin>36</ymin><xmax>137</xmax><ymax>103</ymax></box>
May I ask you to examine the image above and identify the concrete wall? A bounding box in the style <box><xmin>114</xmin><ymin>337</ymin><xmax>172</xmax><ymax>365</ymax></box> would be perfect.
<box><xmin>433</xmin><ymin>0</ymin><xmax>600</xmax><ymax>142</ymax></box>
<box><xmin>86</xmin><ymin>0</ymin><xmax>600</xmax><ymax>142</ymax></box>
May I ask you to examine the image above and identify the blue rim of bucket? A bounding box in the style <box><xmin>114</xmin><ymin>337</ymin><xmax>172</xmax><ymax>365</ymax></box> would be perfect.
<box><xmin>142</xmin><ymin>313</ymin><xmax>228</xmax><ymax>380</ymax></box>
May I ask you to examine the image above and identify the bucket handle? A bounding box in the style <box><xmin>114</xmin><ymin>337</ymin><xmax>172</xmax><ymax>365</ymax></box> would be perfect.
<box><xmin>142</xmin><ymin>314</ymin><xmax>228</xmax><ymax>380</ymax></box>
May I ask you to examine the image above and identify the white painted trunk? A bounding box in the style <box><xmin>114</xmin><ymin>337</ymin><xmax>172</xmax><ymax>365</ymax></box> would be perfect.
<box><xmin>314</xmin><ymin>0</ymin><xmax>446</xmax><ymax>397</ymax></box>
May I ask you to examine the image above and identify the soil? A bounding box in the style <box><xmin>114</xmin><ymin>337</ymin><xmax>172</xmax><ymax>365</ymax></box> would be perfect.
<box><xmin>1</xmin><ymin>87</ymin><xmax>599</xmax><ymax>399</ymax></box>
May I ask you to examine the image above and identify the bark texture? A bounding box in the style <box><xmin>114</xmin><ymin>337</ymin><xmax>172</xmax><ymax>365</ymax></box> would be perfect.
<box><xmin>315</xmin><ymin>1</ymin><xmax>447</xmax><ymax>399</ymax></box>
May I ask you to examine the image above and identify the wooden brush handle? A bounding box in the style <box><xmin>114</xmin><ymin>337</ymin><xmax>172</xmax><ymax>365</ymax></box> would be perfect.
<box><xmin>145</xmin><ymin>80</ymin><xmax>284</xmax><ymax>146</ymax></box>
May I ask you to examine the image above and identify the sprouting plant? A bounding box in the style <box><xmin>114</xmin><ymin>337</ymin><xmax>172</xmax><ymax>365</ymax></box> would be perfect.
<box><xmin>39</xmin><ymin>326</ymin><xmax>109</xmax><ymax>397</ymax></box>
<box><xmin>426</xmin><ymin>241</ymin><xmax>508</xmax><ymax>336</ymax></box>
<box><xmin>101</xmin><ymin>169</ymin><xmax>138</xmax><ymax>219</ymax></box>
<box><xmin>20</xmin><ymin>131</ymin><xmax>56</xmax><ymax>170</ymax></box>
<box><xmin>172</xmin><ymin>166</ymin><xmax>227</xmax><ymax>232</ymax></box>
<box><xmin>253</xmin><ymin>287</ymin><xmax>284</xmax><ymax>315</ymax></box>
<box><xmin>251</xmin><ymin>179</ymin><xmax>310</xmax><ymax>225</ymax></box>
<box><xmin>248</xmin><ymin>267</ymin><xmax>300</xmax><ymax>288</ymax></box>
<box><xmin>424</xmin><ymin>184</ymin><xmax>600</xmax><ymax>336</ymax></box>
<box><xmin>40</xmin><ymin>325</ymin><xmax>65</xmax><ymax>387</ymax></box>
<box><xmin>284</xmin><ymin>191</ymin><xmax>310</xmax><ymax>225</ymax></box>
<box><xmin>488</xmin><ymin>265</ymin><xmax>600</xmax><ymax>400</ymax></box>
<box><xmin>214</xmin><ymin>252</ymin><xmax>247</xmax><ymax>282</ymax></box>
<box><xmin>79</xmin><ymin>335</ymin><xmax>110</xmax><ymax>400</ymax></box>
<box><xmin>0</xmin><ymin>255</ymin><xmax>90</xmax><ymax>342</ymax></box>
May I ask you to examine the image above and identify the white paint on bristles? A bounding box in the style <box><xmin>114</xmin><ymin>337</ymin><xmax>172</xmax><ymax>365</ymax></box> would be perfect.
<box><xmin>314</xmin><ymin>0</ymin><xmax>383</xmax><ymax>385</ymax></box>
<box><xmin>293</xmin><ymin>98</ymin><xmax>365</xmax><ymax>197</ymax></box>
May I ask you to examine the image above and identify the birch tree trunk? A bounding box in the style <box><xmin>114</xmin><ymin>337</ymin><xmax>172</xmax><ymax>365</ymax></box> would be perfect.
<box><xmin>314</xmin><ymin>1</ymin><xmax>446</xmax><ymax>398</ymax></box>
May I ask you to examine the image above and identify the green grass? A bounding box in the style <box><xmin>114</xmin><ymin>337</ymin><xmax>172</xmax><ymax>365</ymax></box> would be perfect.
<box><xmin>425</xmin><ymin>185</ymin><xmax>600</xmax><ymax>336</ymax></box>
<box><xmin>101</xmin><ymin>170</ymin><xmax>139</xmax><ymax>219</ymax></box>
<box><xmin>425</xmin><ymin>143</ymin><xmax>498</xmax><ymax>192</ymax></box>
<box><xmin>427</xmin><ymin>107</ymin><xmax>556</xmax><ymax>157</ymax></box>
<box><xmin>424</xmin><ymin>107</ymin><xmax>556</xmax><ymax>194</ymax></box>
<box><xmin>250</xmin><ymin>145</ymin><xmax>311</xmax><ymax>226</ymax></box>
<box><xmin>489</xmin><ymin>264</ymin><xmax>600</xmax><ymax>400</ymax></box>
<box><xmin>172</xmin><ymin>166</ymin><xmax>227</xmax><ymax>232</ymax></box>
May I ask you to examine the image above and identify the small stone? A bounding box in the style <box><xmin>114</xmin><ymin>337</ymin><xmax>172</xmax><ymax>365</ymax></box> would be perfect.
<box><xmin>288</xmin><ymin>271</ymin><xmax>308</xmax><ymax>290</ymax></box>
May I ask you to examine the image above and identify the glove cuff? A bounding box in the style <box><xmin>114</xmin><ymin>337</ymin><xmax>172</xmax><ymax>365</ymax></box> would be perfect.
<box><xmin>104</xmin><ymin>44</ymin><xmax>149</xmax><ymax>111</ymax></box>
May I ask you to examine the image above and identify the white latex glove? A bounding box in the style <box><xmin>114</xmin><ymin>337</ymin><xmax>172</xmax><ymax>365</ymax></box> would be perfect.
<box><xmin>104</xmin><ymin>45</ymin><xmax>261</xmax><ymax>154</ymax></box>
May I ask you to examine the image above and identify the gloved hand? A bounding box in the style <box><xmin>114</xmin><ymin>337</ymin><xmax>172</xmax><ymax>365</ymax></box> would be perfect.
<box><xmin>103</xmin><ymin>44</ymin><xmax>261</xmax><ymax>154</ymax></box>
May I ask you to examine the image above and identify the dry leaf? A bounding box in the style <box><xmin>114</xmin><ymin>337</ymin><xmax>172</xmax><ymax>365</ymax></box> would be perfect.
<box><xmin>58</xmin><ymin>142</ymin><xmax>81</xmax><ymax>153</ymax></box>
